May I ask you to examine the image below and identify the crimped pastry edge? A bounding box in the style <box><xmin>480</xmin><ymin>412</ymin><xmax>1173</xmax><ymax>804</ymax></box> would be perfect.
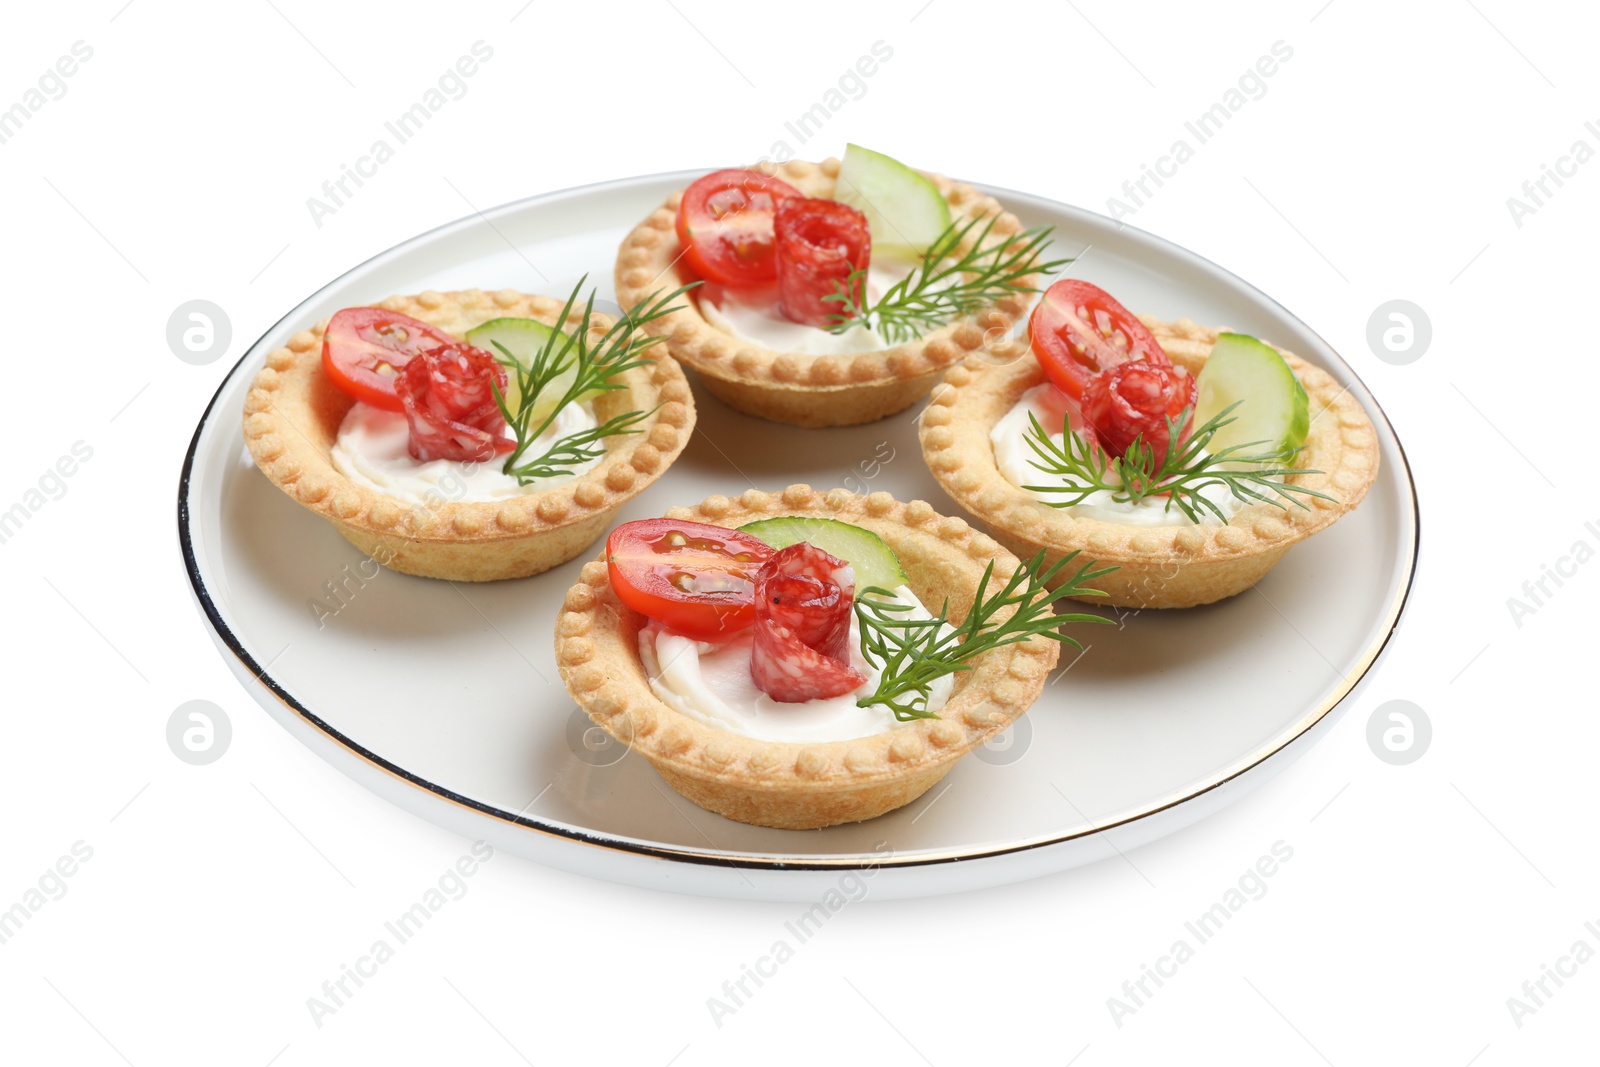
<box><xmin>918</xmin><ymin>318</ymin><xmax>1382</xmax><ymax>608</ymax></box>
<box><xmin>240</xmin><ymin>288</ymin><xmax>696</xmax><ymax>579</ymax></box>
<box><xmin>553</xmin><ymin>485</ymin><xmax>1062</xmax><ymax>829</ymax></box>
<box><xmin>612</xmin><ymin>158</ymin><xmax>1038</xmax><ymax>425</ymax></box>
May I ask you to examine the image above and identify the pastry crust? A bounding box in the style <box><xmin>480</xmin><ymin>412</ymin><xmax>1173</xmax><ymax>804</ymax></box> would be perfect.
<box><xmin>614</xmin><ymin>158</ymin><xmax>1037</xmax><ymax>427</ymax></box>
<box><xmin>554</xmin><ymin>486</ymin><xmax>1062</xmax><ymax>830</ymax></box>
<box><xmin>241</xmin><ymin>288</ymin><xmax>695</xmax><ymax>582</ymax></box>
<box><xmin>919</xmin><ymin>319</ymin><xmax>1381</xmax><ymax>609</ymax></box>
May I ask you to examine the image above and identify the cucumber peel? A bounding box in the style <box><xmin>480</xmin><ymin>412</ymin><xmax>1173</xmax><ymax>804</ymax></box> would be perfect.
<box><xmin>1193</xmin><ymin>332</ymin><xmax>1310</xmax><ymax>457</ymax></box>
<box><xmin>833</xmin><ymin>143</ymin><xmax>952</xmax><ymax>261</ymax></box>
<box><xmin>738</xmin><ymin>516</ymin><xmax>909</xmax><ymax>591</ymax></box>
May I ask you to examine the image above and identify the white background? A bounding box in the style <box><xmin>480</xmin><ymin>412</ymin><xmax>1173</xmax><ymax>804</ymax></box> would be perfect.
<box><xmin>2</xmin><ymin>1</ymin><xmax>1593</xmax><ymax>1064</ymax></box>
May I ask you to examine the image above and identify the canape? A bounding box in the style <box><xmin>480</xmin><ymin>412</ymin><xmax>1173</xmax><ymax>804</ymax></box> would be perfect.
<box><xmin>614</xmin><ymin>145</ymin><xmax>1061</xmax><ymax>427</ymax></box>
<box><xmin>919</xmin><ymin>281</ymin><xmax>1379</xmax><ymax>609</ymax></box>
<box><xmin>554</xmin><ymin>486</ymin><xmax>1106</xmax><ymax>829</ymax></box>
<box><xmin>242</xmin><ymin>285</ymin><xmax>695</xmax><ymax>581</ymax></box>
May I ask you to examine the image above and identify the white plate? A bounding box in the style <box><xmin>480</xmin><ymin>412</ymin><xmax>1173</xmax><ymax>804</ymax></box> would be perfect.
<box><xmin>180</xmin><ymin>170</ymin><xmax>1418</xmax><ymax>901</ymax></box>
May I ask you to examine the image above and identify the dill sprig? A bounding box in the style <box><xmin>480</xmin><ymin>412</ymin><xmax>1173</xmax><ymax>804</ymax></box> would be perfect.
<box><xmin>492</xmin><ymin>278</ymin><xmax>694</xmax><ymax>485</ymax></box>
<box><xmin>854</xmin><ymin>550</ymin><xmax>1114</xmax><ymax>721</ymax></box>
<box><xmin>822</xmin><ymin>216</ymin><xmax>1069</xmax><ymax>345</ymax></box>
<box><xmin>1021</xmin><ymin>402</ymin><xmax>1335</xmax><ymax>524</ymax></box>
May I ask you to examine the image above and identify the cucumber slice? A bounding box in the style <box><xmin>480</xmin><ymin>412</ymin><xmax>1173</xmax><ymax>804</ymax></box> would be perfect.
<box><xmin>1193</xmin><ymin>333</ymin><xmax>1310</xmax><ymax>457</ymax></box>
<box><xmin>464</xmin><ymin>317</ymin><xmax>582</xmax><ymax>422</ymax></box>
<box><xmin>833</xmin><ymin>143</ymin><xmax>952</xmax><ymax>260</ymax></box>
<box><xmin>738</xmin><ymin>516</ymin><xmax>910</xmax><ymax>592</ymax></box>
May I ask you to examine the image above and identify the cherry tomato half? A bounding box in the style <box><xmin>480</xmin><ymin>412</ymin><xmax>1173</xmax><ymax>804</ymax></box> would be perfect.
<box><xmin>606</xmin><ymin>519</ymin><xmax>774</xmax><ymax>640</ymax></box>
<box><xmin>675</xmin><ymin>169</ymin><xmax>804</xmax><ymax>286</ymax></box>
<box><xmin>323</xmin><ymin>307</ymin><xmax>460</xmax><ymax>411</ymax></box>
<box><xmin>1029</xmin><ymin>280</ymin><xmax>1170</xmax><ymax>400</ymax></box>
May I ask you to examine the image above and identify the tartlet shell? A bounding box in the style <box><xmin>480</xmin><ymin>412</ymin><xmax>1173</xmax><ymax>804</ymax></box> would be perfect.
<box><xmin>613</xmin><ymin>158</ymin><xmax>1036</xmax><ymax>427</ymax></box>
<box><xmin>241</xmin><ymin>288</ymin><xmax>696</xmax><ymax>582</ymax></box>
<box><xmin>918</xmin><ymin>319</ymin><xmax>1381</xmax><ymax>609</ymax></box>
<box><xmin>553</xmin><ymin>486</ymin><xmax>1062</xmax><ymax>830</ymax></box>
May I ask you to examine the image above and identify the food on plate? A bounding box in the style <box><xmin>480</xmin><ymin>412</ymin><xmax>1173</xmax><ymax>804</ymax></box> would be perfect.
<box><xmin>241</xmin><ymin>283</ymin><xmax>696</xmax><ymax>581</ymax></box>
<box><xmin>554</xmin><ymin>487</ymin><xmax>1110</xmax><ymax>829</ymax></box>
<box><xmin>614</xmin><ymin>145</ymin><xmax>1065</xmax><ymax>427</ymax></box>
<box><xmin>918</xmin><ymin>280</ymin><xmax>1380</xmax><ymax>608</ymax></box>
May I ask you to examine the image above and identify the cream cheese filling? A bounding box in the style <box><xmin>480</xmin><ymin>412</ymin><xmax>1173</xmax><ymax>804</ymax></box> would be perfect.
<box><xmin>330</xmin><ymin>400</ymin><xmax>600</xmax><ymax>507</ymax></box>
<box><xmin>638</xmin><ymin>583</ymin><xmax>954</xmax><ymax>743</ymax></box>
<box><xmin>991</xmin><ymin>383</ymin><xmax>1245</xmax><ymax>527</ymax></box>
<box><xmin>695</xmin><ymin>261</ymin><xmax>922</xmax><ymax>356</ymax></box>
